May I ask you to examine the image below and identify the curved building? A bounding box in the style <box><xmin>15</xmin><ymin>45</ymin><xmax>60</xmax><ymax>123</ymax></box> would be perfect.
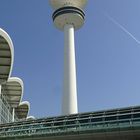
<box><xmin>0</xmin><ymin>28</ymin><xmax>31</xmax><ymax>124</ymax></box>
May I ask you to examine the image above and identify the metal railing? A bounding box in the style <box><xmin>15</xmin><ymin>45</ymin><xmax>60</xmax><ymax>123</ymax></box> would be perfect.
<box><xmin>1</xmin><ymin>106</ymin><xmax>140</xmax><ymax>139</ymax></box>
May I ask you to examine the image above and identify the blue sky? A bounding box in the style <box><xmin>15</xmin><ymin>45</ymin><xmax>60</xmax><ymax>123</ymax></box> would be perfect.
<box><xmin>0</xmin><ymin>0</ymin><xmax>140</xmax><ymax>118</ymax></box>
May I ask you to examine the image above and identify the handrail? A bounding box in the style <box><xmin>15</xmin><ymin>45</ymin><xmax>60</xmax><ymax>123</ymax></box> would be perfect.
<box><xmin>1</xmin><ymin>106</ymin><xmax>140</xmax><ymax>139</ymax></box>
<box><xmin>0</xmin><ymin>116</ymin><xmax>140</xmax><ymax>138</ymax></box>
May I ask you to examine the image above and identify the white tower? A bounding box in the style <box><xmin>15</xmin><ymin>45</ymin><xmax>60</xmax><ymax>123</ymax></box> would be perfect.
<box><xmin>50</xmin><ymin>0</ymin><xmax>87</xmax><ymax>115</ymax></box>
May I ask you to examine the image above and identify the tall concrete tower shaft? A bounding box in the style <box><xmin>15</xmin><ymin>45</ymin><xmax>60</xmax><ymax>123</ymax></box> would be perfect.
<box><xmin>50</xmin><ymin>0</ymin><xmax>87</xmax><ymax>115</ymax></box>
<box><xmin>63</xmin><ymin>24</ymin><xmax>77</xmax><ymax>114</ymax></box>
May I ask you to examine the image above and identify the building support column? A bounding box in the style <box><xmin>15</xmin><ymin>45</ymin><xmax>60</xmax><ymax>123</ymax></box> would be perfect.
<box><xmin>62</xmin><ymin>24</ymin><xmax>78</xmax><ymax>115</ymax></box>
<box><xmin>12</xmin><ymin>108</ymin><xmax>15</xmax><ymax>122</ymax></box>
<box><xmin>0</xmin><ymin>85</ymin><xmax>1</xmax><ymax>95</ymax></box>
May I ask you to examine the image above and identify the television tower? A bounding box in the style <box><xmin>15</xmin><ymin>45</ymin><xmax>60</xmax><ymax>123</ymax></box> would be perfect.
<box><xmin>50</xmin><ymin>0</ymin><xmax>87</xmax><ymax>115</ymax></box>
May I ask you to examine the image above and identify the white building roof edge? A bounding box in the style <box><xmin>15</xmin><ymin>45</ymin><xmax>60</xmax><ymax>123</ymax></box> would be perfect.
<box><xmin>0</xmin><ymin>28</ymin><xmax>14</xmax><ymax>81</ymax></box>
<box><xmin>8</xmin><ymin>77</ymin><xmax>24</xmax><ymax>104</ymax></box>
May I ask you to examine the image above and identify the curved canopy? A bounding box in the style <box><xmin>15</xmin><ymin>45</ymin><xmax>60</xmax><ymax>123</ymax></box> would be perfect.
<box><xmin>15</xmin><ymin>101</ymin><xmax>30</xmax><ymax>120</ymax></box>
<box><xmin>0</xmin><ymin>28</ymin><xmax>14</xmax><ymax>85</ymax></box>
<box><xmin>27</xmin><ymin>116</ymin><xmax>35</xmax><ymax>120</ymax></box>
<box><xmin>2</xmin><ymin>77</ymin><xmax>23</xmax><ymax>108</ymax></box>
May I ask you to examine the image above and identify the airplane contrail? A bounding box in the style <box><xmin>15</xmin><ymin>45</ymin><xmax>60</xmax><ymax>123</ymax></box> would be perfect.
<box><xmin>104</xmin><ymin>13</ymin><xmax>140</xmax><ymax>45</ymax></box>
